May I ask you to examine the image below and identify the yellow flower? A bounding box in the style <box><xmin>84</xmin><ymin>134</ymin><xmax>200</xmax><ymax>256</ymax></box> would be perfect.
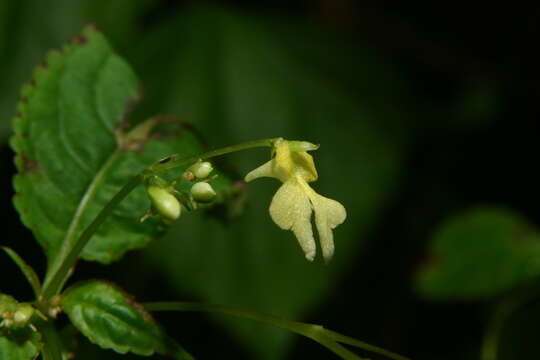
<box><xmin>245</xmin><ymin>138</ymin><xmax>346</xmax><ymax>262</ymax></box>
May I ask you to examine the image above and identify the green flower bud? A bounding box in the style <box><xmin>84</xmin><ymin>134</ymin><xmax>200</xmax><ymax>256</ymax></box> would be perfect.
<box><xmin>147</xmin><ymin>186</ymin><xmax>181</xmax><ymax>221</ymax></box>
<box><xmin>13</xmin><ymin>304</ymin><xmax>33</xmax><ymax>325</ymax></box>
<box><xmin>189</xmin><ymin>161</ymin><xmax>213</xmax><ymax>179</ymax></box>
<box><xmin>190</xmin><ymin>182</ymin><xmax>216</xmax><ymax>202</ymax></box>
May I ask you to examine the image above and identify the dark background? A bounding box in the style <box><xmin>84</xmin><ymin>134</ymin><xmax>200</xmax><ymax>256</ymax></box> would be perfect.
<box><xmin>1</xmin><ymin>1</ymin><xmax>540</xmax><ymax>359</ymax></box>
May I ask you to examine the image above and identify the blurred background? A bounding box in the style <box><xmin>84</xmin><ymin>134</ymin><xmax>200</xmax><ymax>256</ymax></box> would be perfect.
<box><xmin>2</xmin><ymin>1</ymin><xmax>540</xmax><ymax>359</ymax></box>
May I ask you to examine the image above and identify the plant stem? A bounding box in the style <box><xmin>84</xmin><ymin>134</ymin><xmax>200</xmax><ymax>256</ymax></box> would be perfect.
<box><xmin>150</xmin><ymin>138</ymin><xmax>279</xmax><ymax>173</ymax></box>
<box><xmin>481</xmin><ymin>297</ymin><xmax>522</xmax><ymax>360</ymax></box>
<box><xmin>40</xmin><ymin>138</ymin><xmax>279</xmax><ymax>300</ymax></box>
<box><xmin>144</xmin><ymin>301</ymin><xmax>409</xmax><ymax>360</ymax></box>
<box><xmin>41</xmin><ymin>174</ymin><xmax>143</xmax><ymax>299</ymax></box>
<box><xmin>38</xmin><ymin>320</ymin><xmax>63</xmax><ymax>360</ymax></box>
<box><xmin>42</xmin><ymin>151</ymin><xmax>122</xmax><ymax>301</ymax></box>
<box><xmin>1</xmin><ymin>246</ymin><xmax>41</xmax><ymax>298</ymax></box>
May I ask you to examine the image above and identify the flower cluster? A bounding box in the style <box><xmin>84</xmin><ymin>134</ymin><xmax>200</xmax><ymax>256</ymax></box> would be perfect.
<box><xmin>142</xmin><ymin>161</ymin><xmax>217</xmax><ymax>223</ymax></box>
<box><xmin>144</xmin><ymin>138</ymin><xmax>346</xmax><ymax>262</ymax></box>
<box><xmin>245</xmin><ymin>138</ymin><xmax>346</xmax><ymax>262</ymax></box>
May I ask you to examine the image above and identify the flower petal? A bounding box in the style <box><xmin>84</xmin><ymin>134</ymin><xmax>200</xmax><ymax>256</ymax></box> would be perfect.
<box><xmin>310</xmin><ymin>193</ymin><xmax>347</xmax><ymax>263</ymax></box>
<box><xmin>244</xmin><ymin>159</ymin><xmax>276</xmax><ymax>182</ymax></box>
<box><xmin>291</xmin><ymin>152</ymin><xmax>318</xmax><ymax>182</ymax></box>
<box><xmin>273</xmin><ymin>140</ymin><xmax>318</xmax><ymax>182</ymax></box>
<box><xmin>269</xmin><ymin>180</ymin><xmax>316</xmax><ymax>261</ymax></box>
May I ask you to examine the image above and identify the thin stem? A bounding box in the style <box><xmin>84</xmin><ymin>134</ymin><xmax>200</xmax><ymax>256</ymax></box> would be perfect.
<box><xmin>40</xmin><ymin>138</ymin><xmax>279</xmax><ymax>300</ymax></box>
<box><xmin>481</xmin><ymin>298</ymin><xmax>522</xmax><ymax>360</ymax></box>
<box><xmin>42</xmin><ymin>151</ymin><xmax>121</xmax><ymax>301</ymax></box>
<box><xmin>1</xmin><ymin>246</ymin><xmax>41</xmax><ymax>298</ymax></box>
<box><xmin>144</xmin><ymin>302</ymin><xmax>409</xmax><ymax>360</ymax></box>
<box><xmin>41</xmin><ymin>174</ymin><xmax>143</xmax><ymax>299</ymax></box>
<box><xmin>324</xmin><ymin>329</ymin><xmax>410</xmax><ymax>360</ymax></box>
<box><xmin>38</xmin><ymin>320</ymin><xmax>63</xmax><ymax>360</ymax></box>
<box><xmin>151</xmin><ymin>138</ymin><xmax>279</xmax><ymax>173</ymax></box>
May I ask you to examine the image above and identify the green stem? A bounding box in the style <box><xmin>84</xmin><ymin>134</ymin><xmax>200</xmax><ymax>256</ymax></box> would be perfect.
<box><xmin>323</xmin><ymin>328</ymin><xmax>410</xmax><ymax>360</ymax></box>
<box><xmin>144</xmin><ymin>302</ymin><xmax>409</xmax><ymax>360</ymax></box>
<box><xmin>42</xmin><ymin>151</ymin><xmax>121</xmax><ymax>300</ymax></box>
<box><xmin>150</xmin><ymin>138</ymin><xmax>279</xmax><ymax>173</ymax></box>
<box><xmin>41</xmin><ymin>174</ymin><xmax>142</xmax><ymax>300</ymax></box>
<box><xmin>1</xmin><ymin>246</ymin><xmax>41</xmax><ymax>298</ymax></box>
<box><xmin>481</xmin><ymin>298</ymin><xmax>522</xmax><ymax>360</ymax></box>
<box><xmin>38</xmin><ymin>321</ymin><xmax>63</xmax><ymax>360</ymax></box>
<box><xmin>40</xmin><ymin>138</ymin><xmax>279</xmax><ymax>300</ymax></box>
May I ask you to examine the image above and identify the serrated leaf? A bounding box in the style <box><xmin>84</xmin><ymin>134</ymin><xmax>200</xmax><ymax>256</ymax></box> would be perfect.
<box><xmin>0</xmin><ymin>0</ymin><xmax>155</xmax><ymax>141</ymax></box>
<box><xmin>0</xmin><ymin>294</ymin><xmax>42</xmax><ymax>360</ymax></box>
<box><xmin>132</xmin><ymin>7</ymin><xmax>411</xmax><ymax>359</ymax></box>
<box><xmin>61</xmin><ymin>281</ymin><xmax>192</xmax><ymax>359</ymax></box>
<box><xmin>416</xmin><ymin>207</ymin><xmax>540</xmax><ymax>300</ymax></box>
<box><xmin>10</xmin><ymin>26</ymin><xmax>230</xmax><ymax>277</ymax></box>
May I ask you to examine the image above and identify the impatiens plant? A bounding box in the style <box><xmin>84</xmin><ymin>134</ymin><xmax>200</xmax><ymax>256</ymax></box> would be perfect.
<box><xmin>0</xmin><ymin>27</ymin><xmax>409</xmax><ymax>360</ymax></box>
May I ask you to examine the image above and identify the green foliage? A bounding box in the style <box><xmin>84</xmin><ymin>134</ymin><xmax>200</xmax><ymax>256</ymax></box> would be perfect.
<box><xmin>135</xmin><ymin>8</ymin><xmax>410</xmax><ymax>359</ymax></box>
<box><xmin>417</xmin><ymin>207</ymin><xmax>540</xmax><ymax>300</ymax></box>
<box><xmin>0</xmin><ymin>0</ymin><xmax>154</xmax><ymax>141</ymax></box>
<box><xmin>61</xmin><ymin>281</ymin><xmax>192</xmax><ymax>359</ymax></box>
<box><xmin>11</xmin><ymin>26</ymin><xmax>139</xmax><ymax>265</ymax></box>
<box><xmin>2</xmin><ymin>6</ymin><xmax>412</xmax><ymax>360</ymax></box>
<box><xmin>10</xmin><ymin>26</ymin><xmax>229</xmax><ymax>275</ymax></box>
<box><xmin>0</xmin><ymin>294</ymin><xmax>19</xmax><ymax>314</ymax></box>
<box><xmin>0</xmin><ymin>294</ymin><xmax>42</xmax><ymax>360</ymax></box>
<box><xmin>0</xmin><ymin>328</ymin><xmax>41</xmax><ymax>360</ymax></box>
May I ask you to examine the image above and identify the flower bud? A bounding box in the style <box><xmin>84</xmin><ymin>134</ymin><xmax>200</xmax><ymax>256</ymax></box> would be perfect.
<box><xmin>147</xmin><ymin>186</ymin><xmax>181</xmax><ymax>221</ymax></box>
<box><xmin>189</xmin><ymin>161</ymin><xmax>213</xmax><ymax>179</ymax></box>
<box><xmin>13</xmin><ymin>304</ymin><xmax>33</xmax><ymax>325</ymax></box>
<box><xmin>190</xmin><ymin>182</ymin><xmax>216</xmax><ymax>202</ymax></box>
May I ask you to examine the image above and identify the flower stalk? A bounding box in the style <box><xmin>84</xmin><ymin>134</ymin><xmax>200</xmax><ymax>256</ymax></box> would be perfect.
<box><xmin>41</xmin><ymin>138</ymin><xmax>280</xmax><ymax>300</ymax></box>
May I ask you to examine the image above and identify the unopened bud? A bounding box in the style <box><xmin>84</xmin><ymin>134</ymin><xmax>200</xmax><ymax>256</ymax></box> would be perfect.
<box><xmin>191</xmin><ymin>182</ymin><xmax>216</xmax><ymax>202</ymax></box>
<box><xmin>189</xmin><ymin>161</ymin><xmax>213</xmax><ymax>179</ymax></box>
<box><xmin>48</xmin><ymin>306</ymin><xmax>61</xmax><ymax>319</ymax></box>
<box><xmin>147</xmin><ymin>186</ymin><xmax>181</xmax><ymax>221</ymax></box>
<box><xmin>13</xmin><ymin>304</ymin><xmax>33</xmax><ymax>325</ymax></box>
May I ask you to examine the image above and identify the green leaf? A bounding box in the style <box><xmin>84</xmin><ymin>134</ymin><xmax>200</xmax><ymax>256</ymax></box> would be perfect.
<box><xmin>1</xmin><ymin>247</ymin><xmax>41</xmax><ymax>298</ymax></box>
<box><xmin>61</xmin><ymin>281</ymin><xmax>192</xmax><ymax>359</ymax></box>
<box><xmin>416</xmin><ymin>207</ymin><xmax>540</xmax><ymax>300</ymax></box>
<box><xmin>10</xmin><ymin>26</ymin><xmax>229</xmax><ymax>276</ymax></box>
<box><xmin>0</xmin><ymin>0</ymin><xmax>155</xmax><ymax>142</ymax></box>
<box><xmin>132</xmin><ymin>7</ymin><xmax>411</xmax><ymax>359</ymax></box>
<box><xmin>0</xmin><ymin>294</ymin><xmax>42</xmax><ymax>360</ymax></box>
<box><xmin>0</xmin><ymin>329</ymin><xmax>41</xmax><ymax>360</ymax></box>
